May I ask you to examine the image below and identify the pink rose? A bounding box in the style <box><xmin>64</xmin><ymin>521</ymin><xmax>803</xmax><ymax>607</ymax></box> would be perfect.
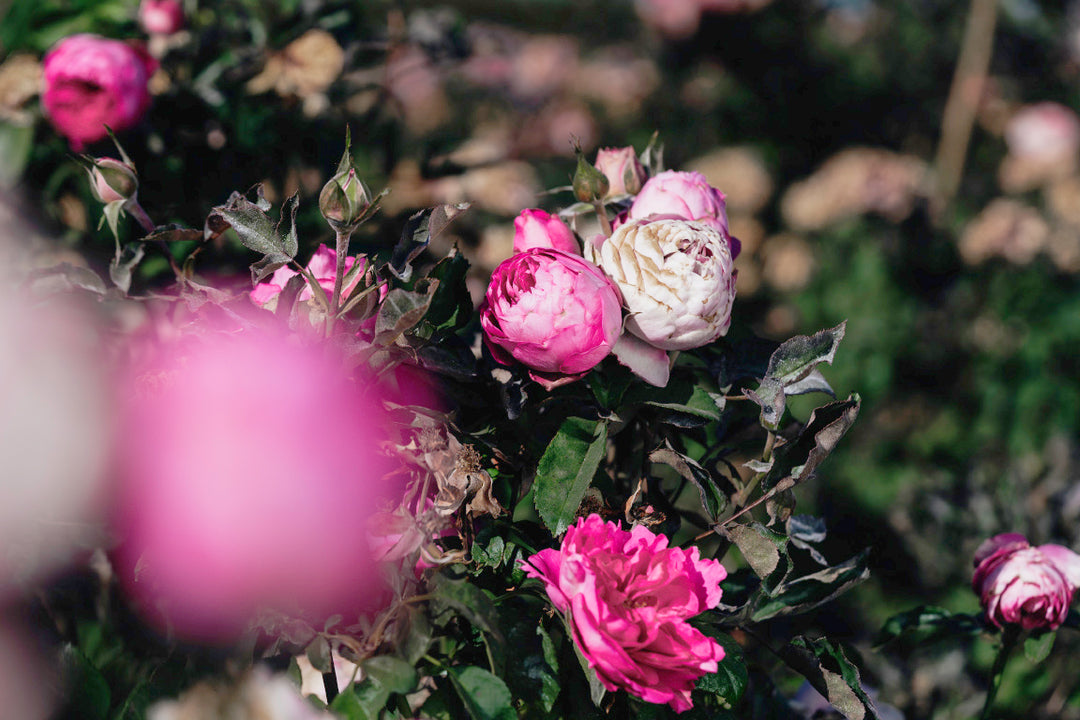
<box><xmin>42</xmin><ymin>35</ymin><xmax>156</xmax><ymax>151</ymax></box>
<box><xmin>113</xmin><ymin>324</ymin><xmax>397</xmax><ymax>641</ymax></box>
<box><xmin>1005</xmin><ymin>102</ymin><xmax>1080</xmax><ymax>163</ymax></box>
<box><xmin>626</xmin><ymin>170</ymin><xmax>739</xmax><ymax>256</ymax></box>
<box><xmin>480</xmin><ymin>248</ymin><xmax>622</xmax><ymax>388</ymax></box>
<box><xmin>594</xmin><ymin>146</ymin><xmax>647</xmax><ymax>197</ymax></box>
<box><xmin>250</xmin><ymin>244</ymin><xmax>362</xmax><ymax>309</ymax></box>
<box><xmin>138</xmin><ymin>0</ymin><xmax>185</xmax><ymax>36</ymax></box>
<box><xmin>972</xmin><ymin>533</ymin><xmax>1080</xmax><ymax>630</ymax></box>
<box><xmin>522</xmin><ymin>515</ymin><xmax>727</xmax><ymax>712</ymax></box>
<box><xmin>512</xmin><ymin>209</ymin><xmax>579</xmax><ymax>255</ymax></box>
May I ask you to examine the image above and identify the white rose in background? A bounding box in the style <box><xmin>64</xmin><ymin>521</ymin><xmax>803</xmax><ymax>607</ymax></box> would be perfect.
<box><xmin>588</xmin><ymin>219</ymin><xmax>736</xmax><ymax>386</ymax></box>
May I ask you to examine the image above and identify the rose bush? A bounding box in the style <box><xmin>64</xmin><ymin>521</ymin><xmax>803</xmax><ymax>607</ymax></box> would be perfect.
<box><xmin>480</xmin><ymin>247</ymin><xmax>622</xmax><ymax>388</ymax></box>
<box><xmin>522</xmin><ymin>514</ymin><xmax>727</xmax><ymax>713</ymax></box>
<box><xmin>42</xmin><ymin>34</ymin><xmax>156</xmax><ymax>151</ymax></box>
<box><xmin>512</xmin><ymin>208</ymin><xmax>580</xmax><ymax>255</ymax></box>
<box><xmin>972</xmin><ymin>533</ymin><xmax>1080</xmax><ymax>630</ymax></box>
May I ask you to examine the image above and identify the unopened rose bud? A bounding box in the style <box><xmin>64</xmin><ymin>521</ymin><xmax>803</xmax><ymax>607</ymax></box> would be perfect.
<box><xmin>594</xmin><ymin>146</ymin><xmax>646</xmax><ymax>197</ymax></box>
<box><xmin>573</xmin><ymin>149</ymin><xmax>610</xmax><ymax>204</ymax></box>
<box><xmin>86</xmin><ymin>157</ymin><xmax>139</xmax><ymax>204</ymax></box>
<box><xmin>319</xmin><ymin>167</ymin><xmax>372</xmax><ymax>231</ymax></box>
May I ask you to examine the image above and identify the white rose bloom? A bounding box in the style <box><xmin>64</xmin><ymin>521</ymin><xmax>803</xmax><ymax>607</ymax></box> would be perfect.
<box><xmin>590</xmin><ymin>219</ymin><xmax>736</xmax><ymax>351</ymax></box>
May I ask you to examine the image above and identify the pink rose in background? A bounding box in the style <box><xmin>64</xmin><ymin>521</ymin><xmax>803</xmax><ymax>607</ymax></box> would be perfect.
<box><xmin>138</xmin><ymin>0</ymin><xmax>185</xmax><ymax>36</ymax></box>
<box><xmin>250</xmin><ymin>244</ymin><xmax>362</xmax><ymax>310</ymax></box>
<box><xmin>522</xmin><ymin>515</ymin><xmax>727</xmax><ymax>712</ymax></box>
<box><xmin>1005</xmin><ymin>102</ymin><xmax>1080</xmax><ymax>163</ymax></box>
<box><xmin>972</xmin><ymin>533</ymin><xmax>1080</xmax><ymax>630</ymax></box>
<box><xmin>626</xmin><ymin>170</ymin><xmax>736</xmax><ymax>254</ymax></box>
<box><xmin>512</xmin><ymin>209</ymin><xmax>579</xmax><ymax>255</ymax></box>
<box><xmin>594</xmin><ymin>146</ymin><xmax>647</xmax><ymax>197</ymax></box>
<box><xmin>113</xmin><ymin>324</ymin><xmax>397</xmax><ymax>641</ymax></box>
<box><xmin>480</xmin><ymin>248</ymin><xmax>622</xmax><ymax>388</ymax></box>
<box><xmin>42</xmin><ymin>34</ymin><xmax>156</xmax><ymax>151</ymax></box>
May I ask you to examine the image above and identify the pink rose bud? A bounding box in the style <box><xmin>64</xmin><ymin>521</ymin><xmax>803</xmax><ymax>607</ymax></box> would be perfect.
<box><xmin>138</xmin><ymin>0</ymin><xmax>185</xmax><ymax>36</ymax></box>
<box><xmin>480</xmin><ymin>248</ymin><xmax>622</xmax><ymax>388</ymax></box>
<box><xmin>594</xmin><ymin>146</ymin><xmax>647</xmax><ymax>197</ymax></box>
<box><xmin>522</xmin><ymin>515</ymin><xmax>727</xmax><ymax>713</ymax></box>
<box><xmin>512</xmin><ymin>209</ymin><xmax>580</xmax><ymax>255</ymax></box>
<box><xmin>972</xmin><ymin>533</ymin><xmax>1080</xmax><ymax>631</ymax></box>
<box><xmin>250</xmin><ymin>244</ymin><xmax>363</xmax><ymax>310</ymax></box>
<box><xmin>42</xmin><ymin>35</ymin><xmax>156</xmax><ymax>152</ymax></box>
<box><xmin>626</xmin><ymin>169</ymin><xmax>731</xmax><ymax>242</ymax></box>
<box><xmin>86</xmin><ymin>157</ymin><xmax>139</xmax><ymax>204</ymax></box>
<box><xmin>113</xmin><ymin>324</ymin><xmax>397</xmax><ymax>641</ymax></box>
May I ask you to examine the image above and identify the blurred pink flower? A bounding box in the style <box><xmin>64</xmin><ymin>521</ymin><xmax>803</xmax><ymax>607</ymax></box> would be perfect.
<box><xmin>138</xmin><ymin>0</ymin><xmax>185</xmax><ymax>36</ymax></box>
<box><xmin>1005</xmin><ymin>102</ymin><xmax>1080</xmax><ymax>163</ymax></box>
<box><xmin>972</xmin><ymin>533</ymin><xmax>1080</xmax><ymax>630</ymax></box>
<box><xmin>113</xmin><ymin>324</ymin><xmax>397</xmax><ymax>641</ymax></box>
<box><xmin>249</xmin><ymin>244</ymin><xmax>362</xmax><ymax>310</ymax></box>
<box><xmin>512</xmin><ymin>209</ymin><xmax>579</xmax><ymax>255</ymax></box>
<box><xmin>594</xmin><ymin>146</ymin><xmax>646</xmax><ymax>197</ymax></box>
<box><xmin>522</xmin><ymin>515</ymin><xmax>726</xmax><ymax>712</ymax></box>
<box><xmin>480</xmin><ymin>248</ymin><xmax>622</xmax><ymax>388</ymax></box>
<box><xmin>42</xmin><ymin>34</ymin><xmax>156</xmax><ymax>151</ymax></box>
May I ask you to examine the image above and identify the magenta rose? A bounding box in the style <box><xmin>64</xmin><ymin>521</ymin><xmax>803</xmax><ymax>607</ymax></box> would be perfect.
<box><xmin>522</xmin><ymin>515</ymin><xmax>727</xmax><ymax>712</ymax></box>
<box><xmin>594</xmin><ymin>146</ymin><xmax>647</xmax><ymax>197</ymax></box>
<box><xmin>625</xmin><ymin>170</ymin><xmax>738</xmax><ymax>256</ymax></box>
<box><xmin>480</xmin><ymin>248</ymin><xmax>622</xmax><ymax>388</ymax></box>
<box><xmin>972</xmin><ymin>533</ymin><xmax>1080</xmax><ymax>630</ymax></box>
<box><xmin>250</xmin><ymin>244</ymin><xmax>362</xmax><ymax>310</ymax></box>
<box><xmin>42</xmin><ymin>35</ymin><xmax>157</xmax><ymax>151</ymax></box>
<box><xmin>139</xmin><ymin>0</ymin><xmax>185</xmax><ymax>36</ymax></box>
<box><xmin>512</xmin><ymin>209</ymin><xmax>580</xmax><ymax>255</ymax></box>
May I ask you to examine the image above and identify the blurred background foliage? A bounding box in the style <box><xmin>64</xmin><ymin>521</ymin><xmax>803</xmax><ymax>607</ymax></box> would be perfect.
<box><xmin>4</xmin><ymin>0</ymin><xmax>1080</xmax><ymax>717</ymax></box>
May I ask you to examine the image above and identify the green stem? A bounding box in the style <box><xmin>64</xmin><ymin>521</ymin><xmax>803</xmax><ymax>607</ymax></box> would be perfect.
<box><xmin>125</xmin><ymin>199</ymin><xmax>156</xmax><ymax>234</ymax></box>
<box><xmin>980</xmin><ymin>626</ymin><xmax>1020</xmax><ymax>720</ymax></box>
<box><xmin>327</xmin><ymin>227</ymin><xmax>353</xmax><ymax>337</ymax></box>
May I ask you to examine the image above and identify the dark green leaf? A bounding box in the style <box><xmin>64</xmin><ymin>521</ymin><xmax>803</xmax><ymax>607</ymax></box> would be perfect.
<box><xmin>762</xmin><ymin>394</ymin><xmax>861</xmax><ymax>492</ymax></box>
<box><xmin>141</xmin><ymin>225</ymin><xmax>204</xmax><ymax>244</ymax></box>
<box><xmin>429</xmin><ymin>568</ymin><xmax>506</xmax><ymax>669</ymax></box>
<box><xmin>447</xmin><ymin>666</ymin><xmax>516</xmax><ymax>720</ymax></box>
<box><xmin>374</xmin><ymin>280</ymin><xmax>439</xmax><ymax>346</ymax></box>
<box><xmin>744</xmin><ymin>378</ymin><xmax>785</xmax><ymax>431</ymax></box>
<box><xmin>782</xmin><ymin>636</ymin><xmax>878</xmax><ymax>720</ymax></box>
<box><xmin>205</xmin><ymin>189</ymin><xmax>289</xmax><ymax>257</ymax></box>
<box><xmin>696</xmin><ymin>632</ymin><xmax>748</xmax><ymax>710</ymax></box>
<box><xmin>1024</xmin><ymin>631</ymin><xmax>1055</xmax><ymax>663</ymax></box>
<box><xmin>60</xmin><ymin>645</ymin><xmax>111</xmax><ymax>720</ymax></box>
<box><xmin>764</xmin><ymin>322</ymin><xmax>846</xmax><ymax>389</ymax></box>
<box><xmin>304</xmin><ymin>636</ymin><xmax>332</xmax><ymax>674</ymax></box>
<box><xmin>723</xmin><ymin>522</ymin><xmax>787</xmax><ymax>579</ymax></box>
<box><xmin>424</xmin><ymin>249</ymin><xmax>472</xmax><ymax>331</ymax></box>
<box><xmin>389</xmin><ymin>209</ymin><xmax>432</xmax><ymax>282</ymax></box>
<box><xmin>109</xmin><ymin>243</ymin><xmax>145</xmax><ymax>294</ymax></box>
<box><xmin>873</xmin><ymin>606</ymin><xmax>984</xmax><ymax>650</ymax></box>
<box><xmin>534</xmin><ymin>417</ymin><xmax>609</xmax><ymax>536</ymax></box>
<box><xmin>624</xmin><ymin>377</ymin><xmax>723</xmax><ymax>422</ymax></box>
<box><xmin>752</xmin><ymin>550</ymin><xmax>870</xmax><ymax>622</ymax></box>
<box><xmin>331</xmin><ymin>682</ymin><xmax>385</xmax><ymax>720</ymax></box>
<box><xmin>650</xmin><ymin>442</ymin><xmax>728</xmax><ymax>521</ymax></box>
<box><xmin>362</xmin><ymin>655</ymin><xmax>418</xmax><ymax>695</ymax></box>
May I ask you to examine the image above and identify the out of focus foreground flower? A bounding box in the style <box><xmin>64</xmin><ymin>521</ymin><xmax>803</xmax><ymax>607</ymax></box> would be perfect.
<box><xmin>480</xmin><ymin>248</ymin><xmax>622</xmax><ymax>389</ymax></box>
<box><xmin>972</xmin><ymin>533</ymin><xmax>1080</xmax><ymax>630</ymax></box>
<box><xmin>149</xmin><ymin>666</ymin><xmax>332</xmax><ymax>720</ymax></box>
<box><xmin>42</xmin><ymin>34</ymin><xmax>156</xmax><ymax>151</ymax></box>
<box><xmin>113</xmin><ymin>323</ymin><xmax>396</xmax><ymax>641</ymax></box>
<box><xmin>522</xmin><ymin>515</ymin><xmax>727</xmax><ymax>712</ymax></box>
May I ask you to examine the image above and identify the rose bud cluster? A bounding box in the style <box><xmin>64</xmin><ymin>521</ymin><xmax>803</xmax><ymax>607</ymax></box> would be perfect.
<box><xmin>522</xmin><ymin>515</ymin><xmax>727</xmax><ymax>713</ymax></box>
<box><xmin>42</xmin><ymin>34</ymin><xmax>156</xmax><ymax>151</ymax></box>
<box><xmin>972</xmin><ymin>533</ymin><xmax>1080</xmax><ymax>631</ymax></box>
<box><xmin>480</xmin><ymin>248</ymin><xmax>623</xmax><ymax>389</ymax></box>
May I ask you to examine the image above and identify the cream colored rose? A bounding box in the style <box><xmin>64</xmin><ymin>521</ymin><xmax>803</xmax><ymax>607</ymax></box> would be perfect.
<box><xmin>590</xmin><ymin>219</ymin><xmax>736</xmax><ymax>351</ymax></box>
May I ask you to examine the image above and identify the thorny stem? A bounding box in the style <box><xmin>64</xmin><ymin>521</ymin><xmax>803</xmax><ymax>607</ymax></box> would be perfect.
<box><xmin>692</xmin><ymin>431</ymin><xmax>780</xmax><ymax>542</ymax></box>
<box><xmin>322</xmin><ymin>647</ymin><xmax>339</xmax><ymax>705</ymax></box>
<box><xmin>327</xmin><ymin>227</ymin><xmax>353</xmax><ymax>336</ymax></box>
<box><xmin>979</xmin><ymin>626</ymin><xmax>1020</xmax><ymax>720</ymax></box>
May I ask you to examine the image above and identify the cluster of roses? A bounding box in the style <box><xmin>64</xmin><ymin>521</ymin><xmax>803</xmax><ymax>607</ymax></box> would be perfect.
<box><xmin>480</xmin><ymin>150</ymin><xmax>738</xmax><ymax>389</ymax></box>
